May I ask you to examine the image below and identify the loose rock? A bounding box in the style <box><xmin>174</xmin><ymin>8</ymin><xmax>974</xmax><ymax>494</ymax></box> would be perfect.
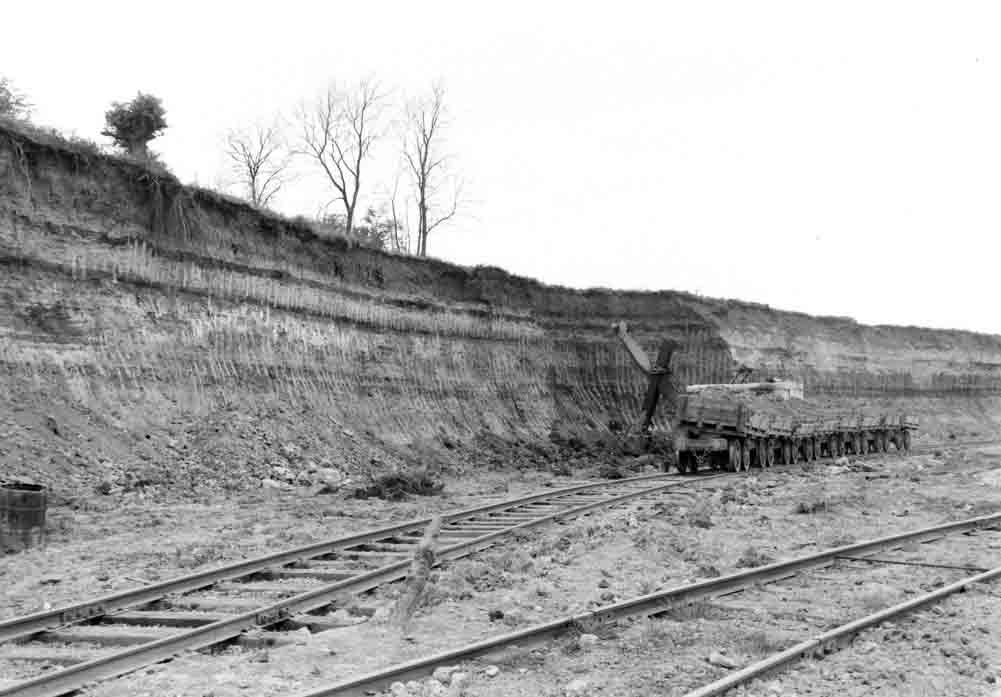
<box><xmin>450</xmin><ymin>672</ymin><xmax>470</xmax><ymax>691</ymax></box>
<box><xmin>432</xmin><ymin>666</ymin><xmax>458</xmax><ymax>684</ymax></box>
<box><xmin>707</xmin><ymin>651</ymin><xmax>739</xmax><ymax>669</ymax></box>
<box><xmin>484</xmin><ymin>665</ymin><xmax>500</xmax><ymax>678</ymax></box>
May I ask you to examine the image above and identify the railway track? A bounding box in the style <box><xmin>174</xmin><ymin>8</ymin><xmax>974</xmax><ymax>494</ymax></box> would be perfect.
<box><xmin>0</xmin><ymin>471</ymin><xmax>730</xmax><ymax>697</ymax></box>
<box><xmin>293</xmin><ymin>511</ymin><xmax>1001</xmax><ymax>697</ymax></box>
<box><xmin>0</xmin><ymin>437</ymin><xmax>992</xmax><ymax>696</ymax></box>
<box><xmin>682</xmin><ymin>529</ymin><xmax>1001</xmax><ymax>697</ymax></box>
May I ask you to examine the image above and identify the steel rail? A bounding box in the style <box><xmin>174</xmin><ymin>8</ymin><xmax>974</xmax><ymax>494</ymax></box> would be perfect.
<box><xmin>0</xmin><ymin>473</ymin><xmax>722</xmax><ymax>697</ymax></box>
<box><xmin>0</xmin><ymin>436</ymin><xmax>989</xmax><ymax>696</ymax></box>
<box><xmin>0</xmin><ymin>435</ymin><xmax>981</xmax><ymax>643</ymax></box>
<box><xmin>291</xmin><ymin>511</ymin><xmax>1001</xmax><ymax>697</ymax></box>
<box><xmin>0</xmin><ymin>472</ymin><xmax>677</xmax><ymax>644</ymax></box>
<box><xmin>683</xmin><ymin>564</ymin><xmax>1001</xmax><ymax>697</ymax></box>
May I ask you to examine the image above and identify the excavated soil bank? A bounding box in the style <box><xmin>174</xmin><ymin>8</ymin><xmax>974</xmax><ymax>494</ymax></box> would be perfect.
<box><xmin>1</xmin><ymin>119</ymin><xmax>1001</xmax><ymax>502</ymax></box>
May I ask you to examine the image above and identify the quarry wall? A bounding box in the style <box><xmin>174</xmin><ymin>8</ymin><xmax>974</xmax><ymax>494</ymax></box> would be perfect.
<box><xmin>2</xmin><ymin>121</ymin><xmax>1000</xmax><ymax>493</ymax></box>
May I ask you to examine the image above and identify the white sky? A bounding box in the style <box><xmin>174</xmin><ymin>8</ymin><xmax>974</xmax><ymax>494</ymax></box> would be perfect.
<box><xmin>4</xmin><ymin>1</ymin><xmax>1000</xmax><ymax>334</ymax></box>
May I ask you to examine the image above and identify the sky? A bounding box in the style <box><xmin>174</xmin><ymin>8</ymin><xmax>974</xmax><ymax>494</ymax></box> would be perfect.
<box><xmin>3</xmin><ymin>1</ymin><xmax>1000</xmax><ymax>334</ymax></box>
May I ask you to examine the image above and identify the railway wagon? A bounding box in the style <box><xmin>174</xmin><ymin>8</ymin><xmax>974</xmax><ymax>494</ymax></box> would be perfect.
<box><xmin>673</xmin><ymin>389</ymin><xmax>917</xmax><ymax>473</ymax></box>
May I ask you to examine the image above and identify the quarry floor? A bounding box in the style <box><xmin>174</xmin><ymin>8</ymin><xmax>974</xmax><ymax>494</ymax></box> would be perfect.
<box><xmin>4</xmin><ymin>444</ymin><xmax>1001</xmax><ymax>697</ymax></box>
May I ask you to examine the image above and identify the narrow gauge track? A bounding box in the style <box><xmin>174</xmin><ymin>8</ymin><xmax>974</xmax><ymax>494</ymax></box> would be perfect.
<box><xmin>684</xmin><ymin>556</ymin><xmax>1001</xmax><ymax>697</ymax></box>
<box><xmin>0</xmin><ymin>471</ymin><xmax>729</xmax><ymax>697</ymax></box>
<box><xmin>0</xmin><ymin>437</ymin><xmax>989</xmax><ymax>696</ymax></box>
<box><xmin>294</xmin><ymin>512</ymin><xmax>1001</xmax><ymax>697</ymax></box>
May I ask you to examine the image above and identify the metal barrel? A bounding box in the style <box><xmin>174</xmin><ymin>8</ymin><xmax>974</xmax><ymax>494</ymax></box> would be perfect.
<box><xmin>0</xmin><ymin>482</ymin><xmax>47</xmax><ymax>553</ymax></box>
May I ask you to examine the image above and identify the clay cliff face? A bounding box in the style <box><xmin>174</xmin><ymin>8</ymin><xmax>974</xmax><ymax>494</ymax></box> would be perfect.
<box><xmin>2</xmin><ymin>122</ymin><xmax>1000</xmax><ymax>495</ymax></box>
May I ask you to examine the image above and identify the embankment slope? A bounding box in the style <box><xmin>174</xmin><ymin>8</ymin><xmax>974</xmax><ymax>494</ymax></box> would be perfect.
<box><xmin>2</xmin><ymin>122</ymin><xmax>999</xmax><ymax>497</ymax></box>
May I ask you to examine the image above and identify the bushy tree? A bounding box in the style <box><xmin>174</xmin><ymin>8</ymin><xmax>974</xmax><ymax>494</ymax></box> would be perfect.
<box><xmin>102</xmin><ymin>92</ymin><xmax>167</xmax><ymax>159</ymax></box>
<box><xmin>0</xmin><ymin>76</ymin><xmax>31</xmax><ymax>119</ymax></box>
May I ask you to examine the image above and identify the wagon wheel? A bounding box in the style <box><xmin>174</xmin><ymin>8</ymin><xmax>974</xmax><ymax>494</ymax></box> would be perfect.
<box><xmin>727</xmin><ymin>441</ymin><xmax>740</xmax><ymax>472</ymax></box>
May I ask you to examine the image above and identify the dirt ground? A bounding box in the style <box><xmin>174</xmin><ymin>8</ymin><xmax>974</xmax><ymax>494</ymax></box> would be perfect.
<box><xmin>4</xmin><ymin>443</ymin><xmax>998</xmax><ymax>696</ymax></box>
<box><xmin>1</xmin><ymin>467</ymin><xmax>616</xmax><ymax>622</ymax></box>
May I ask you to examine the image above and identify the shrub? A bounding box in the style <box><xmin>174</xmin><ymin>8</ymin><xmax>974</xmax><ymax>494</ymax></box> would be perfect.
<box><xmin>350</xmin><ymin>468</ymin><xmax>444</xmax><ymax>500</ymax></box>
<box><xmin>735</xmin><ymin>546</ymin><xmax>774</xmax><ymax>569</ymax></box>
<box><xmin>0</xmin><ymin>76</ymin><xmax>31</xmax><ymax>119</ymax></box>
<box><xmin>793</xmin><ymin>498</ymin><xmax>830</xmax><ymax>514</ymax></box>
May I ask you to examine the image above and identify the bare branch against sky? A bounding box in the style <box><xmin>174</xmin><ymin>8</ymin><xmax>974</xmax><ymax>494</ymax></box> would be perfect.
<box><xmin>402</xmin><ymin>82</ymin><xmax>464</xmax><ymax>258</ymax></box>
<box><xmin>295</xmin><ymin>79</ymin><xmax>386</xmax><ymax>238</ymax></box>
<box><xmin>223</xmin><ymin>122</ymin><xmax>291</xmax><ymax>209</ymax></box>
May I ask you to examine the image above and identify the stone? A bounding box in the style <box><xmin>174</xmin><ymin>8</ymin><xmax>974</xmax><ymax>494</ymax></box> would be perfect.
<box><xmin>313</xmin><ymin>467</ymin><xmax>346</xmax><ymax>491</ymax></box>
<box><xmin>405</xmin><ymin>680</ymin><xmax>422</xmax><ymax>693</ymax></box>
<box><xmin>389</xmin><ymin>682</ymin><xmax>409</xmax><ymax>697</ymax></box>
<box><xmin>578</xmin><ymin>633</ymin><xmax>599</xmax><ymax>647</ymax></box>
<box><xmin>565</xmin><ymin>678</ymin><xmax>590</xmax><ymax>695</ymax></box>
<box><xmin>292</xmin><ymin>627</ymin><xmax>313</xmax><ymax>645</ymax></box>
<box><xmin>423</xmin><ymin>678</ymin><xmax>446</xmax><ymax>696</ymax></box>
<box><xmin>484</xmin><ymin>665</ymin><xmax>500</xmax><ymax>678</ymax></box>
<box><xmin>597</xmin><ymin>579</ymin><xmax>610</xmax><ymax>588</ymax></box>
<box><xmin>707</xmin><ymin>651</ymin><xmax>739</xmax><ymax>669</ymax></box>
<box><xmin>599</xmin><ymin>591</ymin><xmax>615</xmax><ymax>602</ymax></box>
<box><xmin>450</xmin><ymin>672</ymin><xmax>470</xmax><ymax>690</ymax></box>
<box><xmin>260</xmin><ymin>476</ymin><xmax>288</xmax><ymax>492</ymax></box>
<box><xmin>432</xmin><ymin>666</ymin><xmax>458</xmax><ymax>684</ymax></box>
<box><xmin>270</xmin><ymin>465</ymin><xmax>294</xmax><ymax>481</ymax></box>
<box><xmin>327</xmin><ymin>609</ymin><xmax>363</xmax><ymax>626</ymax></box>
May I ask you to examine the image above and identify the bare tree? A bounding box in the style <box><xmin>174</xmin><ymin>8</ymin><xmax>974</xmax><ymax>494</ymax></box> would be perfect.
<box><xmin>402</xmin><ymin>83</ymin><xmax>462</xmax><ymax>257</ymax></box>
<box><xmin>224</xmin><ymin>122</ymin><xmax>290</xmax><ymax>208</ymax></box>
<box><xmin>296</xmin><ymin>80</ymin><xmax>385</xmax><ymax>238</ymax></box>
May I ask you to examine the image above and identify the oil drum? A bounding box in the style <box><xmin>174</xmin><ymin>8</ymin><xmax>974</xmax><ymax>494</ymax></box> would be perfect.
<box><xmin>1</xmin><ymin>482</ymin><xmax>47</xmax><ymax>553</ymax></box>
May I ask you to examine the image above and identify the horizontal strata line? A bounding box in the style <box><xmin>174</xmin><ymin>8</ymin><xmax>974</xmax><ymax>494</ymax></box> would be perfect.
<box><xmin>4</xmin><ymin>216</ymin><xmax>537</xmax><ymax>325</ymax></box>
<box><xmin>0</xmin><ymin>250</ymin><xmax>544</xmax><ymax>344</ymax></box>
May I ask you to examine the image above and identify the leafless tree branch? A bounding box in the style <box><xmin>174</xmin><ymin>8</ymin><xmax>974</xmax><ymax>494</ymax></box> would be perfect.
<box><xmin>294</xmin><ymin>79</ymin><xmax>386</xmax><ymax>237</ymax></box>
<box><xmin>401</xmin><ymin>82</ymin><xmax>464</xmax><ymax>257</ymax></box>
<box><xmin>224</xmin><ymin>122</ymin><xmax>291</xmax><ymax>208</ymax></box>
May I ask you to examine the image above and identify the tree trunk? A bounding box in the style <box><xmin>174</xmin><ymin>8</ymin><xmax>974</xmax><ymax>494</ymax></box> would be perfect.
<box><xmin>345</xmin><ymin>208</ymin><xmax>354</xmax><ymax>238</ymax></box>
